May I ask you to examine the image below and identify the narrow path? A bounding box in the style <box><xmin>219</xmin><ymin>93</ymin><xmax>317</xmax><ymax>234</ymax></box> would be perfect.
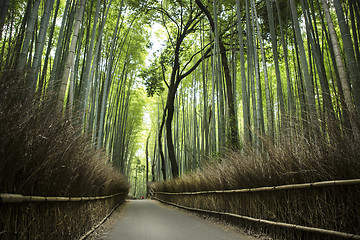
<box><xmin>106</xmin><ymin>200</ymin><xmax>259</xmax><ymax>240</ymax></box>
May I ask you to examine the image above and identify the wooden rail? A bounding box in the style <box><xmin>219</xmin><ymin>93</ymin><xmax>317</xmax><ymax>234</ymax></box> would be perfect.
<box><xmin>154</xmin><ymin>178</ymin><xmax>360</xmax><ymax>195</ymax></box>
<box><xmin>0</xmin><ymin>192</ymin><xmax>127</xmax><ymax>203</ymax></box>
<box><xmin>154</xmin><ymin>197</ymin><xmax>360</xmax><ymax>240</ymax></box>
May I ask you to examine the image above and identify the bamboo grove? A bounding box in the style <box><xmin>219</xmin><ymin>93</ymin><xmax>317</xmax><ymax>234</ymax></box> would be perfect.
<box><xmin>0</xmin><ymin>0</ymin><xmax>149</xmax><ymax>178</ymax></box>
<box><xmin>1</xmin><ymin>0</ymin><xmax>360</xmax><ymax>187</ymax></box>
<box><xmin>144</xmin><ymin>0</ymin><xmax>360</xmax><ymax>181</ymax></box>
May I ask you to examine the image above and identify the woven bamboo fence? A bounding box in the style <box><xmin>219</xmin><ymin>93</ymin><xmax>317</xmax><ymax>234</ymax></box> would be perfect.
<box><xmin>153</xmin><ymin>179</ymin><xmax>360</xmax><ymax>240</ymax></box>
<box><xmin>0</xmin><ymin>192</ymin><xmax>128</xmax><ymax>240</ymax></box>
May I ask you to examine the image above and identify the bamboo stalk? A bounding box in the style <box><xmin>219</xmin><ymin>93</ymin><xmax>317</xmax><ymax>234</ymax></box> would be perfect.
<box><xmin>0</xmin><ymin>192</ymin><xmax>126</xmax><ymax>203</ymax></box>
<box><xmin>154</xmin><ymin>179</ymin><xmax>360</xmax><ymax>195</ymax></box>
<box><xmin>154</xmin><ymin>197</ymin><xmax>360</xmax><ymax>240</ymax></box>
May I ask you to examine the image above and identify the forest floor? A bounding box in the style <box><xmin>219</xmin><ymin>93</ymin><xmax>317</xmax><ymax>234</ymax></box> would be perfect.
<box><xmin>86</xmin><ymin>200</ymin><xmax>267</xmax><ymax>240</ymax></box>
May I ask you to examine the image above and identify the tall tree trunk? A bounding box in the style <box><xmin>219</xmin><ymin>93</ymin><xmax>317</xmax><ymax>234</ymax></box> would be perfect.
<box><xmin>306</xmin><ymin>0</ymin><xmax>335</xmax><ymax>121</ymax></box>
<box><xmin>193</xmin><ymin>73</ymin><xmax>198</xmax><ymax>168</ymax></box>
<box><xmin>333</xmin><ymin>0</ymin><xmax>360</xmax><ymax>112</ymax></box>
<box><xmin>275</xmin><ymin>0</ymin><xmax>295</xmax><ymax>124</ymax></box>
<box><xmin>58</xmin><ymin>0</ymin><xmax>86</xmax><ymax>111</ymax></box>
<box><xmin>266</xmin><ymin>0</ymin><xmax>285</xmax><ymax>131</ymax></box>
<box><xmin>322</xmin><ymin>0</ymin><xmax>359</xmax><ymax>138</ymax></box>
<box><xmin>247</xmin><ymin>0</ymin><xmax>256</xmax><ymax>147</ymax></box>
<box><xmin>292</xmin><ymin>24</ymin><xmax>309</xmax><ymax>136</ymax></box>
<box><xmin>236</xmin><ymin>0</ymin><xmax>251</xmax><ymax>145</ymax></box>
<box><xmin>87</xmin><ymin>0</ymin><xmax>113</xmax><ymax>133</ymax></box>
<box><xmin>316</xmin><ymin>0</ymin><xmax>350</xmax><ymax>131</ymax></box>
<box><xmin>158</xmin><ymin>107</ymin><xmax>167</xmax><ymax>180</ymax></box>
<box><xmin>39</xmin><ymin>0</ymin><xmax>61</xmax><ymax>95</ymax></box>
<box><xmin>17</xmin><ymin>0</ymin><xmax>40</xmax><ymax>71</ymax></box>
<box><xmin>211</xmin><ymin>51</ymin><xmax>217</xmax><ymax>152</ymax></box>
<box><xmin>146</xmin><ymin>134</ymin><xmax>150</xmax><ymax>195</ymax></box>
<box><xmin>166</xmin><ymin>86</ymin><xmax>180</xmax><ymax>178</ymax></box>
<box><xmin>252</xmin><ymin>0</ymin><xmax>265</xmax><ymax>150</ymax></box>
<box><xmin>0</xmin><ymin>0</ymin><xmax>11</xmax><ymax>41</ymax></box>
<box><xmin>195</xmin><ymin>0</ymin><xmax>239</xmax><ymax>148</ymax></box>
<box><xmin>213</xmin><ymin>0</ymin><xmax>225</xmax><ymax>150</ymax></box>
<box><xmin>152</xmin><ymin>134</ymin><xmax>157</xmax><ymax>182</ymax></box>
<box><xmin>29</xmin><ymin>0</ymin><xmax>54</xmax><ymax>94</ymax></box>
<box><xmin>290</xmin><ymin>0</ymin><xmax>318</xmax><ymax>127</ymax></box>
<box><xmin>49</xmin><ymin>0</ymin><xmax>71</xmax><ymax>88</ymax></box>
<box><xmin>201</xmin><ymin>20</ymin><xmax>210</xmax><ymax>156</ymax></box>
<box><xmin>349</xmin><ymin>0</ymin><xmax>360</xmax><ymax>73</ymax></box>
<box><xmin>69</xmin><ymin>20</ymin><xmax>85</xmax><ymax>114</ymax></box>
<box><xmin>81</xmin><ymin>0</ymin><xmax>109</xmax><ymax>125</ymax></box>
<box><xmin>97</xmin><ymin>5</ymin><xmax>122</xmax><ymax>148</ymax></box>
<box><xmin>1</xmin><ymin>1</ymin><xmax>13</xmax><ymax>68</ymax></box>
<box><xmin>257</xmin><ymin>18</ymin><xmax>273</xmax><ymax>142</ymax></box>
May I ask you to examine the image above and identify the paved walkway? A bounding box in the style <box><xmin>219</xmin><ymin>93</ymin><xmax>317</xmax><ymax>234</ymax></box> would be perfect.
<box><xmin>106</xmin><ymin>200</ymin><xmax>258</xmax><ymax>240</ymax></box>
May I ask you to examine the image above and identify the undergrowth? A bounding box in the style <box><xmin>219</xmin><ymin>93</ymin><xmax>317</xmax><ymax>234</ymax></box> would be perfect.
<box><xmin>0</xmin><ymin>71</ymin><xmax>129</xmax><ymax>197</ymax></box>
<box><xmin>152</xmin><ymin>119</ymin><xmax>360</xmax><ymax>194</ymax></box>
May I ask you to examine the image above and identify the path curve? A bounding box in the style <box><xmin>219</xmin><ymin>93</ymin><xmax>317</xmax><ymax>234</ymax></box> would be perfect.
<box><xmin>106</xmin><ymin>200</ymin><xmax>258</xmax><ymax>240</ymax></box>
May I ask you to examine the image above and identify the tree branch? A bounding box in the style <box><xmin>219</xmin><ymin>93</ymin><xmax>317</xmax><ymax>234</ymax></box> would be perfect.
<box><xmin>194</xmin><ymin>0</ymin><xmax>214</xmax><ymax>31</ymax></box>
<box><xmin>180</xmin><ymin>41</ymin><xmax>213</xmax><ymax>75</ymax></box>
<box><xmin>179</xmin><ymin>46</ymin><xmax>212</xmax><ymax>81</ymax></box>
